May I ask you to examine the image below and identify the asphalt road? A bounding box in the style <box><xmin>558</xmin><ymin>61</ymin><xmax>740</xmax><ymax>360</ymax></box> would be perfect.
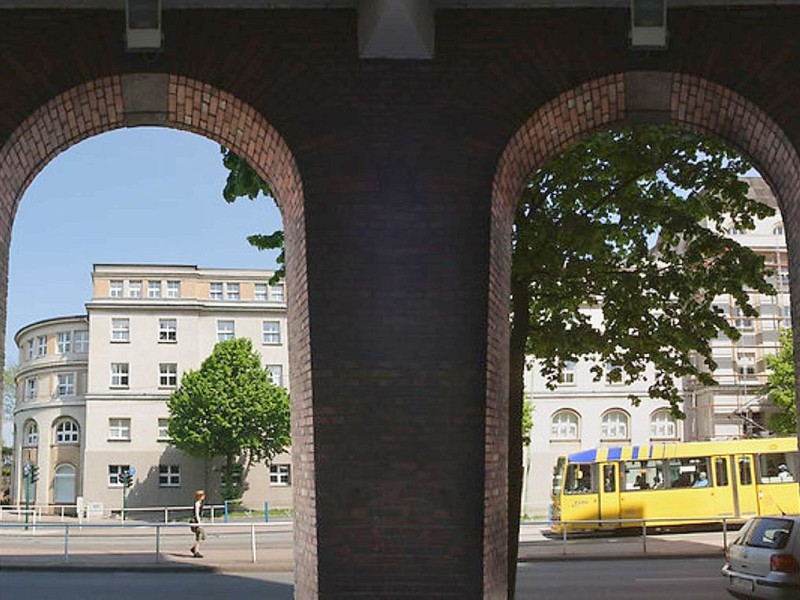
<box><xmin>0</xmin><ymin>557</ymin><xmax>730</xmax><ymax>599</ymax></box>
<box><xmin>518</xmin><ymin>557</ymin><xmax>730</xmax><ymax>599</ymax></box>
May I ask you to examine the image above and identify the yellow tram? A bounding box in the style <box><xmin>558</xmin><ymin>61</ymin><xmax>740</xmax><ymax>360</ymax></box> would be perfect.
<box><xmin>551</xmin><ymin>437</ymin><xmax>800</xmax><ymax>532</ymax></box>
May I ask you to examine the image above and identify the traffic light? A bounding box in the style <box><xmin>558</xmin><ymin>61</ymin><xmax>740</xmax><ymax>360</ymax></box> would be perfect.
<box><xmin>31</xmin><ymin>464</ymin><xmax>39</xmax><ymax>483</ymax></box>
<box><xmin>121</xmin><ymin>470</ymin><xmax>133</xmax><ymax>488</ymax></box>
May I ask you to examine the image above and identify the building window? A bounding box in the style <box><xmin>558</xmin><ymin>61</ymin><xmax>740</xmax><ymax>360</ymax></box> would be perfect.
<box><xmin>604</xmin><ymin>362</ymin><xmax>623</xmax><ymax>385</ymax></box>
<box><xmin>73</xmin><ymin>330</ymin><xmax>89</xmax><ymax>353</ymax></box>
<box><xmin>57</xmin><ymin>332</ymin><xmax>72</xmax><ymax>354</ymax></box>
<box><xmin>269</xmin><ymin>284</ymin><xmax>285</xmax><ymax>303</ymax></box>
<box><xmin>23</xmin><ymin>421</ymin><xmax>38</xmax><ymax>447</ymax></box>
<box><xmin>108</xmin><ymin>418</ymin><xmax>131</xmax><ymax>441</ymax></box>
<box><xmin>111</xmin><ymin>318</ymin><xmax>130</xmax><ymax>342</ymax></box>
<box><xmin>262</xmin><ymin>321</ymin><xmax>281</xmax><ymax>345</ymax></box>
<box><xmin>56</xmin><ymin>373</ymin><xmax>75</xmax><ymax>397</ymax></box>
<box><xmin>226</xmin><ymin>283</ymin><xmax>240</xmax><ymax>301</ymax></box>
<box><xmin>733</xmin><ymin>307</ymin><xmax>753</xmax><ymax>331</ymax></box>
<box><xmin>159</xmin><ymin>363</ymin><xmax>178</xmax><ymax>388</ymax></box>
<box><xmin>128</xmin><ymin>280</ymin><xmax>142</xmax><ymax>298</ymax></box>
<box><xmin>108</xmin><ymin>464</ymin><xmax>131</xmax><ymax>487</ymax></box>
<box><xmin>551</xmin><ymin>410</ymin><xmax>580</xmax><ymax>441</ymax></box>
<box><xmin>779</xmin><ymin>268</ymin><xmax>790</xmax><ymax>288</ymax></box>
<box><xmin>159</xmin><ymin>465</ymin><xmax>181</xmax><ymax>487</ymax></box>
<box><xmin>254</xmin><ymin>284</ymin><xmax>267</xmax><ymax>301</ymax></box>
<box><xmin>217</xmin><ymin>320</ymin><xmax>235</xmax><ymax>341</ymax></box>
<box><xmin>25</xmin><ymin>378</ymin><xmax>37</xmax><ymax>401</ymax></box>
<box><xmin>110</xmin><ymin>280</ymin><xmax>124</xmax><ymax>298</ymax></box>
<box><xmin>158</xmin><ymin>318</ymin><xmax>177</xmax><ymax>342</ymax></box>
<box><xmin>737</xmin><ymin>352</ymin><xmax>757</xmax><ymax>380</ymax></box>
<box><xmin>774</xmin><ymin>224</ymin><xmax>785</xmax><ymax>236</ymax></box>
<box><xmin>557</xmin><ymin>361</ymin><xmax>576</xmax><ymax>385</ymax></box>
<box><xmin>148</xmin><ymin>281</ymin><xmax>162</xmax><ymax>298</ymax></box>
<box><xmin>55</xmin><ymin>419</ymin><xmax>79</xmax><ymax>444</ymax></box>
<box><xmin>269</xmin><ymin>464</ymin><xmax>291</xmax><ymax>486</ymax></box>
<box><xmin>601</xmin><ymin>410</ymin><xmax>629</xmax><ymax>441</ymax></box>
<box><xmin>110</xmin><ymin>363</ymin><xmax>130</xmax><ymax>388</ymax></box>
<box><xmin>36</xmin><ymin>335</ymin><xmax>47</xmax><ymax>357</ymax></box>
<box><xmin>26</xmin><ymin>340</ymin><xmax>33</xmax><ymax>361</ymax></box>
<box><xmin>166</xmin><ymin>280</ymin><xmax>180</xmax><ymax>298</ymax></box>
<box><xmin>267</xmin><ymin>364</ymin><xmax>284</xmax><ymax>387</ymax></box>
<box><xmin>650</xmin><ymin>409</ymin><xmax>677</xmax><ymax>439</ymax></box>
<box><xmin>157</xmin><ymin>418</ymin><xmax>170</xmax><ymax>441</ymax></box>
<box><xmin>210</xmin><ymin>282</ymin><xmax>223</xmax><ymax>300</ymax></box>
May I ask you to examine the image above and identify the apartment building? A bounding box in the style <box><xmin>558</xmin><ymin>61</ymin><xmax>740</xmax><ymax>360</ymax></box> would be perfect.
<box><xmin>11</xmin><ymin>264</ymin><xmax>292</xmax><ymax>512</ymax></box>
<box><xmin>522</xmin><ymin>177</ymin><xmax>788</xmax><ymax>516</ymax></box>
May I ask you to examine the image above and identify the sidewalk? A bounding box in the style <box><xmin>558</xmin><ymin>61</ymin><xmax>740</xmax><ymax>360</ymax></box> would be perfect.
<box><xmin>0</xmin><ymin>520</ymin><xmax>727</xmax><ymax>573</ymax></box>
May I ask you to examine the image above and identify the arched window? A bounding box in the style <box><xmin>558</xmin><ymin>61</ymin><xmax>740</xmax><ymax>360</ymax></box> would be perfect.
<box><xmin>650</xmin><ymin>409</ymin><xmax>677</xmax><ymax>439</ymax></box>
<box><xmin>601</xmin><ymin>410</ymin><xmax>629</xmax><ymax>441</ymax></box>
<box><xmin>551</xmin><ymin>410</ymin><xmax>580</xmax><ymax>441</ymax></box>
<box><xmin>53</xmin><ymin>463</ymin><xmax>77</xmax><ymax>504</ymax></box>
<box><xmin>54</xmin><ymin>419</ymin><xmax>79</xmax><ymax>445</ymax></box>
<box><xmin>23</xmin><ymin>420</ymin><xmax>38</xmax><ymax>447</ymax></box>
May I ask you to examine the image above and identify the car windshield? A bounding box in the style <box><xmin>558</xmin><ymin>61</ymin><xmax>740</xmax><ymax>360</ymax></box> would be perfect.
<box><xmin>740</xmin><ymin>518</ymin><xmax>794</xmax><ymax>550</ymax></box>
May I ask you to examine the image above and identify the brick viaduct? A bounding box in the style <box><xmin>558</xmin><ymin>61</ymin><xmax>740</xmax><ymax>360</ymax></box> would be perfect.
<box><xmin>2</xmin><ymin>3</ymin><xmax>800</xmax><ymax>598</ymax></box>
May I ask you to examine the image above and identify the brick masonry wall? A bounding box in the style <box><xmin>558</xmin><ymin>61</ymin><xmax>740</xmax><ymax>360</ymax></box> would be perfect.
<box><xmin>3</xmin><ymin>7</ymin><xmax>800</xmax><ymax>599</ymax></box>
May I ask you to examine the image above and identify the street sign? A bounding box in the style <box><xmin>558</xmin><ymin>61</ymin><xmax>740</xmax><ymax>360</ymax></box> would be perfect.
<box><xmin>22</xmin><ymin>462</ymin><xmax>30</xmax><ymax>476</ymax></box>
<box><xmin>128</xmin><ymin>466</ymin><xmax>136</xmax><ymax>476</ymax></box>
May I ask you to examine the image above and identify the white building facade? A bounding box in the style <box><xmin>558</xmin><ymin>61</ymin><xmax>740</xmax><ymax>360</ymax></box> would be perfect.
<box><xmin>11</xmin><ymin>264</ymin><xmax>293</xmax><ymax>512</ymax></box>
<box><xmin>522</xmin><ymin>177</ymin><xmax>789</xmax><ymax>517</ymax></box>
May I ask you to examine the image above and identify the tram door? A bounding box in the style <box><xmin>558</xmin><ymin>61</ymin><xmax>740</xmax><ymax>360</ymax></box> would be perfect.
<box><xmin>733</xmin><ymin>455</ymin><xmax>759</xmax><ymax>518</ymax></box>
<box><xmin>711</xmin><ymin>456</ymin><xmax>735</xmax><ymax>517</ymax></box>
<box><xmin>599</xmin><ymin>463</ymin><xmax>620</xmax><ymax>529</ymax></box>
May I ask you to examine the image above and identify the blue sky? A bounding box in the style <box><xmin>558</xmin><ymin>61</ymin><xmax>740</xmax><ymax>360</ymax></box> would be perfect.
<box><xmin>2</xmin><ymin>128</ymin><xmax>282</xmax><ymax>443</ymax></box>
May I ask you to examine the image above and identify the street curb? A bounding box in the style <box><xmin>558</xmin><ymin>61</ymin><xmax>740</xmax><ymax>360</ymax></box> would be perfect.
<box><xmin>517</xmin><ymin>552</ymin><xmax>723</xmax><ymax>563</ymax></box>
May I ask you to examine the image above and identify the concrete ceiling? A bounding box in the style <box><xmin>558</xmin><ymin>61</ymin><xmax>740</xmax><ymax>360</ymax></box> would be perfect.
<box><xmin>1</xmin><ymin>0</ymin><xmax>798</xmax><ymax>59</ymax></box>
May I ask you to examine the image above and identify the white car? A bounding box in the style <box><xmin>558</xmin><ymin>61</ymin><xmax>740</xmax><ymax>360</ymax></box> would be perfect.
<box><xmin>722</xmin><ymin>515</ymin><xmax>800</xmax><ymax>599</ymax></box>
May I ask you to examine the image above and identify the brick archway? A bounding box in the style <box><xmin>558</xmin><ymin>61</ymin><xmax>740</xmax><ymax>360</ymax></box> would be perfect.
<box><xmin>0</xmin><ymin>73</ymin><xmax>318</xmax><ymax>595</ymax></box>
<box><xmin>486</xmin><ymin>71</ymin><xmax>800</xmax><ymax>593</ymax></box>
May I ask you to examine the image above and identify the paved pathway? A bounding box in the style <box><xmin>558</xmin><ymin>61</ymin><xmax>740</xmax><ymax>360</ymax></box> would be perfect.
<box><xmin>0</xmin><ymin>517</ymin><xmax>728</xmax><ymax>573</ymax></box>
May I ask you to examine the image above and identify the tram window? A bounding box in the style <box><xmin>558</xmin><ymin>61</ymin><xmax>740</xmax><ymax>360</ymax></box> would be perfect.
<box><xmin>622</xmin><ymin>460</ymin><xmax>665</xmax><ymax>491</ymax></box>
<box><xmin>564</xmin><ymin>463</ymin><xmax>595</xmax><ymax>495</ymax></box>
<box><xmin>758</xmin><ymin>452</ymin><xmax>799</xmax><ymax>484</ymax></box>
<box><xmin>739</xmin><ymin>457</ymin><xmax>753</xmax><ymax>486</ymax></box>
<box><xmin>603</xmin><ymin>464</ymin><xmax>616</xmax><ymax>492</ymax></box>
<box><xmin>667</xmin><ymin>457</ymin><xmax>712</xmax><ymax>488</ymax></box>
<box><xmin>714</xmin><ymin>458</ymin><xmax>729</xmax><ymax>487</ymax></box>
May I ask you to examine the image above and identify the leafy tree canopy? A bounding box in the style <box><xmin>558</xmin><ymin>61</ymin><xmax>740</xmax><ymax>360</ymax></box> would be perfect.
<box><xmin>513</xmin><ymin>125</ymin><xmax>775</xmax><ymax>416</ymax></box>
<box><xmin>763</xmin><ymin>329</ymin><xmax>796</xmax><ymax>435</ymax></box>
<box><xmin>221</xmin><ymin>147</ymin><xmax>284</xmax><ymax>282</ymax></box>
<box><xmin>167</xmin><ymin>338</ymin><xmax>290</xmax><ymax>499</ymax></box>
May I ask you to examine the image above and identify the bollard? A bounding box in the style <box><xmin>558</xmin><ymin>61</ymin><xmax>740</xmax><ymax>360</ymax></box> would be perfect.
<box><xmin>723</xmin><ymin>518</ymin><xmax>728</xmax><ymax>550</ymax></box>
<box><xmin>251</xmin><ymin>523</ymin><xmax>257</xmax><ymax>563</ymax></box>
<box><xmin>164</xmin><ymin>506</ymin><xmax>169</xmax><ymax>523</ymax></box>
<box><xmin>562</xmin><ymin>524</ymin><xmax>567</xmax><ymax>556</ymax></box>
<box><xmin>155</xmin><ymin>524</ymin><xmax>161</xmax><ymax>563</ymax></box>
<box><xmin>642</xmin><ymin>521</ymin><xmax>647</xmax><ymax>553</ymax></box>
<box><xmin>64</xmin><ymin>524</ymin><xmax>70</xmax><ymax>562</ymax></box>
<box><xmin>264</xmin><ymin>501</ymin><xmax>269</xmax><ymax>523</ymax></box>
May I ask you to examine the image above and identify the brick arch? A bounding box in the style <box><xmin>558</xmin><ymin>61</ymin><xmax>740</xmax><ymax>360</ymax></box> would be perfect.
<box><xmin>0</xmin><ymin>73</ymin><xmax>317</xmax><ymax>594</ymax></box>
<box><xmin>484</xmin><ymin>71</ymin><xmax>800</xmax><ymax>593</ymax></box>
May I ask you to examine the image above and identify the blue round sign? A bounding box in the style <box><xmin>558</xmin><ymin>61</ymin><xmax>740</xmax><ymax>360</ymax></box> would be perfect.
<box><xmin>128</xmin><ymin>466</ymin><xmax>136</xmax><ymax>476</ymax></box>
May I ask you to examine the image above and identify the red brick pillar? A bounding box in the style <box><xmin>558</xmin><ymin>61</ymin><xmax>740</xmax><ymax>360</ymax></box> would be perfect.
<box><xmin>299</xmin><ymin>140</ymin><xmax>505</xmax><ymax>598</ymax></box>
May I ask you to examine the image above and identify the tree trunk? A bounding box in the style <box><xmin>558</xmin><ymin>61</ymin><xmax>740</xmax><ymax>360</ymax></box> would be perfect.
<box><xmin>508</xmin><ymin>275</ymin><xmax>531</xmax><ymax>599</ymax></box>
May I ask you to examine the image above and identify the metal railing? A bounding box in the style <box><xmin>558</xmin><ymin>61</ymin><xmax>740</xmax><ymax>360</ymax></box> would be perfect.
<box><xmin>524</xmin><ymin>515</ymin><xmax>739</xmax><ymax>555</ymax></box>
<box><xmin>0</xmin><ymin>520</ymin><xmax>280</xmax><ymax>564</ymax></box>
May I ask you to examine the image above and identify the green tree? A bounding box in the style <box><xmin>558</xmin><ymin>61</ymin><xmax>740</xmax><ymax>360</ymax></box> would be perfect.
<box><xmin>506</xmin><ymin>125</ymin><xmax>774</xmax><ymax>595</ymax></box>
<box><xmin>763</xmin><ymin>329</ymin><xmax>796</xmax><ymax>435</ymax></box>
<box><xmin>221</xmin><ymin>125</ymin><xmax>775</xmax><ymax>597</ymax></box>
<box><xmin>221</xmin><ymin>147</ymin><xmax>284</xmax><ymax>282</ymax></box>
<box><xmin>2</xmin><ymin>365</ymin><xmax>17</xmax><ymax>447</ymax></box>
<box><xmin>167</xmin><ymin>338</ymin><xmax>291</xmax><ymax>501</ymax></box>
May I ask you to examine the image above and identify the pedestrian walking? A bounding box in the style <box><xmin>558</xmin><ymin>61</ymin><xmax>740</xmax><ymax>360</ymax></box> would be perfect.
<box><xmin>190</xmin><ymin>489</ymin><xmax>206</xmax><ymax>558</ymax></box>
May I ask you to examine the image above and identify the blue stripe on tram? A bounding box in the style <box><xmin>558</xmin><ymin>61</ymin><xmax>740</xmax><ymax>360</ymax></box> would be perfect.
<box><xmin>632</xmin><ymin>446</ymin><xmax>639</xmax><ymax>460</ymax></box>
<box><xmin>568</xmin><ymin>449</ymin><xmax>597</xmax><ymax>463</ymax></box>
<box><xmin>607</xmin><ymin>447</ymin><xmax>622</xmax><ymax>461</ymax></box>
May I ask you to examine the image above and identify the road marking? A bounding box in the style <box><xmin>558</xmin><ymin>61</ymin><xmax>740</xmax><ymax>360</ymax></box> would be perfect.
<box><xmin>635</xmin><ymin>577</ymin><xmax>721</xmax><ymax>582</ymax></box>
